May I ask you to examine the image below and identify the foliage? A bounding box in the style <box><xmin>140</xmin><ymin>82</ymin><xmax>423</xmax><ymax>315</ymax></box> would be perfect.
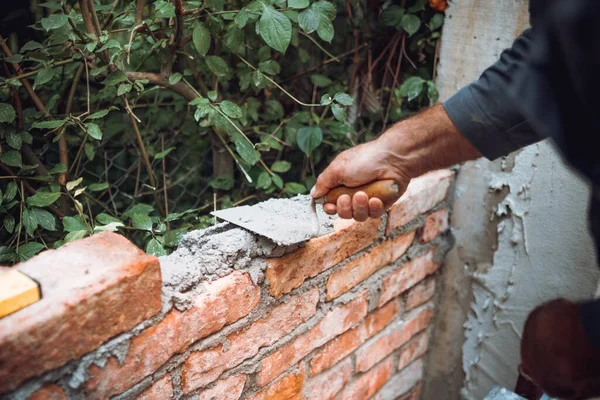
<box><xmin>0</xmin><ymin>0</ymin><xmax>444</xmax><ymax>262</ymax></box>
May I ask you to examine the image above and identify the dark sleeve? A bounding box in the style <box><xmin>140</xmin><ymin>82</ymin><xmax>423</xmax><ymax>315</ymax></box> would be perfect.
<box><xmin>442</xmin><ymin>29</ymin><xmax>544</xmax><ymax>161</ymax></box>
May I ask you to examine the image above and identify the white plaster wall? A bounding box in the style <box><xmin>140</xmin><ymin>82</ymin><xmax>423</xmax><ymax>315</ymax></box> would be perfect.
<box><xmin>423</xmin><ymin>1</ymin><xmax>600</xmax><ymax>399</ymax></box>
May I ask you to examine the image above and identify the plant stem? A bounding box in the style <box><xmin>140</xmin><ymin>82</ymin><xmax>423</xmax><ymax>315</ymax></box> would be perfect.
<box><xmin>299</xmin><ymin>31</ymin><xmax>340</xmax><ymax>62</ymax></box>
<box><xmin>0</xmin><ymin>59</ymin><xmax>78</xmax><ymax>88</ymax></box>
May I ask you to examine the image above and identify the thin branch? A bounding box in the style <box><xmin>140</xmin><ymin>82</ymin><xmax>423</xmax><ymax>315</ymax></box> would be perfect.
<box><xmin>61</xmin><ymin>64</ymin><xmax>85</xmax><ymax>187</ymax></box>
<box><xmin>0</xmin><ymin>59</ymin><xmax>77</xmax><ymax>88</ymax></box>
<box><xmin>383</xmin><ymin>34</ymin><xmax>405</xmax><ymax>130</ymax></box>
<box><xmin>299</xmin><ymin>31</ymin><xmax>339</xmax><ymax>62</ymax></box>
<box><xmin>75</xmin><ymin>49</ymin><xmax>91</xmax><ymax>116</ymax></box>
<box><xmin>126</xmin><ymin>71</ymin><xmax>199</xmax><ymax>100</ymax></box>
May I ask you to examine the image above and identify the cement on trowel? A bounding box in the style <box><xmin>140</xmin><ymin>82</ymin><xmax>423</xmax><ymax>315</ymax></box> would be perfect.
<box><xmin>211</xmin><ymin>195</ymin><xmax>334</xmax><ymax>246</ymax></box>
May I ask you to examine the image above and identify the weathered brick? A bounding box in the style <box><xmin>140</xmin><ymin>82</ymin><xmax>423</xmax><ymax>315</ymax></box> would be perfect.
<box><xmin>0</xmin><ymin>232</ymin><xmax>161</xmax><ymax>394</ymax></box>
<box><xmin>355</xmin><ymin>306</ymin><xmax>433</xmax><ymax>372</ymax></box>
<box><xmin>418</xmin><ymin>208</ymin><xmax>449</xmax><ymax>243</ymax></box>
<box><xmin>85</xmin><ymin>271</ymin><xmax>260</xmax><ymax>399</ymax></box>
<box><xmin>27</xmin><ymin>384</ymin><xmax>67</xmax><ymax>400</ymax></box>
<box><xmin>249</xmin><ymin>365</ymin><xmax>305</xmax><ymax>400</ymax></box>
<box><xmin>340</xmin><ymin>357</ymin><xmax>393</xmax><ymax>400</ymax></box>
<box><xmin>258</xmin><ymin>292</ymin><xmax>368</xmax><ymax>386</ymax></box>
<box><xmin>405</xmin><ymin>278</ymin><xmax>435</xmax><ymax>311</ymax></box>
<box><xmin>266</xmin><ymin>218</ymin><xmax>380</xmax><ymax>298</ymax></box>
<box><xmin>326</xmin><ymin>231</ymin><xmax>415</xmax><ymax>300</ymax></box>
<box><xmin>378</xmin><ymin>249</ymin><xmax>440</xmax><ymax>307</ymax></box>
<box><xmin>182</xmin><ymin>289</ymin><xmax>319</xmax><ymax>393</ymax></box>
<box><xmin>138</xmin><ymin>375</ymin><xmax>173</xmax><ymax>400</ymax></box>
<box><xmin>386</xmin><ymin>170</ymin><xmax>452</xmax><ymax>234</ymax></box>
<box><xmin>310</xmin><ymin>299</ymin><xmax>401</xmax><ymax>376</ymax></box>
<box><xmin>372</xmin><ymin>360</ymin><xmax>423</xmax><ymax>400</ymax></box>
<box><xmin>304</xmin><ymin>358</ymin><xmax>352</xmax><ymax>400</ymax></box>
<box><xmin>197</xmin><ymin>375</ymin><xmax>247</xmax><ymax>400</ymax></box>
<box><xmin>398</xmin><ymin>332</ymin><xmax>430</xmax><ymax>371</ymax></box>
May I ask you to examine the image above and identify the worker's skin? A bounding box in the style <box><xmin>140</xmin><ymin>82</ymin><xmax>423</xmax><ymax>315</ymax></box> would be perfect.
<box><xmin>311</xmin><ymin>104</ymin><xmax>600</xmax><ymax>398</ymax></box>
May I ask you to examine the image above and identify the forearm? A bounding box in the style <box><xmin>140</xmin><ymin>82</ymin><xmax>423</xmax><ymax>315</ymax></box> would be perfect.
<box><xmin>378</xmin><ymin>104</ymin><xmax>482</xmax><ymax>178</ymax></box>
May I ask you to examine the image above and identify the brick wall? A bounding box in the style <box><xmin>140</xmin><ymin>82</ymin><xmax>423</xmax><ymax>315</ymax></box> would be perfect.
<box><xmin>0</xmin><ymin>169</ymin><xmax>453</xmax><ymax>400</ymax></box>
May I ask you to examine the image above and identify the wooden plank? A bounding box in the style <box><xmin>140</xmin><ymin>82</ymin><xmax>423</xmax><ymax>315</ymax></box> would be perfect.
<box><xmin>0</xmin><ymin>269</ymin><xmax>41</xmax><ymax>318</ymax></box>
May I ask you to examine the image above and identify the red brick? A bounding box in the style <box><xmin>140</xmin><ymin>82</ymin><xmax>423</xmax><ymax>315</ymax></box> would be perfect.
<box><xmin>310</xmin><ymin>299</ymin><xmax>401</xmax><ymax>376</ymax></box>
<box><xmin>304</xmin><ymin>358</ymin><xmax>352</xmax><ymax>400</ymax></box>
<box><xmin>258</xmin><ymin>292</ymin><xmax>368</xmax><ymax>386</ymax></box>
<box><xmin>378</xmin><ymin>249</ymin><xmax>440</xmax><ymax>307</ymax></box>
<box><xmin>405</xmin><ymin>278</ymin><xmax>436</xmax><ymax>311</ymax></box>
<box><xmin>355</xmin><ymin>306</ymin><xmax>433</xmax><ymax>372</ymax></box>
<box><xmin>197</xmin><ymin>375</ymin><xmax>247</xmax><ymax>400</ymax></box>
<box><xmin>418</xmin><ymin>208</ymin><xmax>449</xmax><ymax>243</ymax></box>
<box><xmin>398</xmin><ymin>332</ymin><xmax>430</xmax><ymax>371</ymax></box>
<box><xmin>182</xmin><ymin>289</ymin><xmax>319</xmax><ymax>393</ymax></box>
<box><xmin>27</xmin><ymin>384</ymin><xmax>67</xmax><ymax>400</ymax></box>
<box><xmin>386</xmin><ymin>170</ymin><xmax>452</xmax><ymax>234</ymax></box>
<box><xmin>372</xmin><ymin>360</ymin><xmax>423</xmax><ymax>400</ymax></box>
<box><xmin>340</xmin><ymin>357</ymin><xmax>393</xmax><ymax>400</ymax></box>
<box><xmin>0</xmin><ymin>232</ymin><xmax>161</xmax><ymax>393</ymax></box>
<box><xmin>266</xmin><ymin>218</ymin><xmax>380</xmax><ymax>298</ymax></box>
<box><xmin>85</xmin><ymin>271</ymin><xmax>260</xmax><ymax>399</ymax></box>
<box><xmin>138</xmin><ymin>375</ymin><xmax>173</xmax><ymax>400</ymax></box>
<box><xmin>326</xmin><ymin>231</ymin><xmax>415</xmax><ymax>300</ymax></box>
<box><xmin>249</xmin><ymin>365</ymin><xmax>305</xmax><ymax>400</ymax></box>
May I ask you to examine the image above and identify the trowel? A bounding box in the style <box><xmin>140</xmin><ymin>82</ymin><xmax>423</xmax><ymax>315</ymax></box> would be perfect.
<box><xmin>211</xmin><ymin>180</ymin><xmax>400</xmax><ymax>246</ymax></box>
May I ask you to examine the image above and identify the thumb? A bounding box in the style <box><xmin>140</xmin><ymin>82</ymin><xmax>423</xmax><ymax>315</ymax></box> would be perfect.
<box><xmin>311</xmin><ymin>164</ymin><xmax>343</xmax><ymax>199</ymax></box>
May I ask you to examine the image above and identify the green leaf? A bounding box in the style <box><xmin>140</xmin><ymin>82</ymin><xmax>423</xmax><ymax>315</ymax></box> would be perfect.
<box><xmin>316</xmin><ymin>18</ymin><xmax>334</xmax><ymax>42</ymax></box>
<box><xmin>103</xmin><ymin>70</ymin><xmax>129</xmax><ymax>86</ymax></box>
<box><xmin>234</xmin><ymin>137</ymin><xmax>259</xmax><ymax>165</ymax></box>
<box><xmin>7</xmin><ymin>131</ymin><xmax>22</xmax><ymax>150</ymax></box>
<box><xmin>272</xmin><ymin>174</ymin><xmax>284</xmax><ymax>189</ymax></box>
<box><xmin>0</xmin><ymin>103</ymin><xmax>16</xmax><ymax>123</ymax></box>
<box><xmin>66</xmin><ymin>177</ymin><xmax>83</xmax><ymax>191</ymax></box>
<box><xmin>86</xmin><ymin>108</ymin><xmax>117</xmax><ymax>120</ymax></box>
<box><xmin>408</xmin><ymin>0</ymin><xmax>425</xmax><ymax>12</ymax></box>
<box><xmin>26</xmin><ymin>191</ymin><xmax>61</xmax><ymax>207</ymax></box>
<box><xmin>298</xmin><ymin>7</ymin><xmax>319</xmax><ymax>33</ymax></box>
<box><xmin>289</xmin><ymin>0</ymin><xmax>309</xmax><ymax>8</ymax></box>
<box><xmin>96</xmin><ymin>213</ymin><xmax>122</xmax><ymax>225</ymax></box>
<box><xmin>331</xmin><ymin>103</ymin><xmax>346</xmax><ymax>121</ymax></box>
<box><xmin>22</xmin><ymin>208</ymin><xmax>38</xmax><ymax>236</ymax></box>
<box><xmin>94</xmin><ymin>221</ymin><xmax>125</xmax><ymax>232</ymax></box>
<box><xmin>400</xmin><ymin>14</ymin><xmax>421</xmax><ymax>36</ymax></box>
<box><xmin>208</xmin><ymin>91</ymin><xmax>218</xmax><ymax>101</ymax></box>
<box><xmin>117</xmin><ymin>83</ymin><xmax>132</xmax><ymax>96</ymax></box>
<box><xmin>33</xmin><ymin>67</ymin><xmax>54</xmax><ymax>91</ymax></box>
<box><xmin>84</xmin><ymin>142</ymin><xmax>95</xmax><ymax>161</ymax></box>
<box><xmin>271</xmin><ymin>160</ymin><xmax>291</xmax><ymax>173</ymax></box>
<box><xmin>190</xmin><ymin>97</ymin><xmax>209</xmax><ymax>106</ymax></box>
<box><xmin>4</xmin><ymin>182</ymin><xmax>17</xmax><ymax>202</ymax></box>
<box><xmin>399</xmin><ymin>76</ymin><xmax>425</xmax><ymax>101</ymax></box>
<box><xmin>97</xmin><ymin>39</ymin><xmax>122</xmax><ymax>52</ymax></box>
<box><xmin>132</xmin><ymin>213</ymin><xmax>153</xmax><ymax>231</ymax></box>
<box><xmin>85</xmin><ymin>123</ymin><xmax>102</xmax><ymax>140</ymax></box>
<box><xmin>17</xmin><ymin>242</ymin><xmax>45</xmax><ymax>261</ymax></box>
<box><xmin>146</xmin><ymin>238</ymin><xmax>167</xmax><ymax>256</ymax></box>
<box><xmin>155</xmin><ymin>147</ymin><xmax>175</xmax><ymax>159</ymax></box>
<box><xmin>297</xmin><ymin>126</ymin><xmax>323</xmax><ymax>156</ymax></box>
<box><xmin>334</xmin><ymin>93</ymin><xmax>354</xmax><ymax>106</ymax></box>
<box><xmin>169</xmin><ymin>73</ymin><xmax>183</xmax><ymax>85</ymax></box>
<box><xmin>88</xmin><ymin>182</ymin><xmax>109</xmax><ymax>191</ymax></box>
<box><xmin>41</xmin><ymin>14</ymin><xmax>69</xmax><ymax>31</ymax></box>
<box><xmin>225</xmin><ymin>24</ymin><xmax>244</xmax><ymax>53</ymax></box>
<box><xmin>48</xmin><ymin>163</ymin><xmax>67</xmax><ymax>175</ymax></box>
<box><xmin>85</xmin><ymin>41</ymin><xmax>98</xmax><ymax>52</ymax></box>
<box><xmin>310</xmin><ymin>74</ymin><xmax>332</xmax><ymax>87</ymax></box>
<box><xmin>20</xmin><ymin>41</ymin><xmax>44</xmax><ymax>52</ymax></box>
<box><xmin>209</xmin><ymin>174</ymin><xmax>234</xmax><ymax>190</ymax></box>
<box><xmin>320</xmin><ymin>94</ymin><xmax>333</xmax><ymax>105</ymax></box>
<box><xmin>154</xmin><ymin>0</ymin><xmax>176</xmax><ymax>17</ymax></box>
<box><xmin>259</xmin><ymin>60</ymin><xmax>281</xmax><ymax>75</ymax></box>
<box><xmin>62</xmin><ymin>215</ymin><xmax>87</xmax><ymax>232</ymax></box>
<box><xmin>284</xmin><ymin>182</ymin><xmax>307</xmax><ymax>195</ymax></box>
<box><xmin>20</xmin><ymin>131</ymin><xmax>33</xmax><ymax>145</ymax></box>
<box><xmin>32</xmin><ymin>208</ymin><xmax>56</xmax><ymax>231</ymax></box>
<box><xmin>32</xmin><ymin>119</ymin><xmax>67</xmax><ymax>129</ymax></box>
<box><xmin>220</xmin><ymin>101</ymin><xmax>243</xmax><ymax>119</ymax></box>
<box><xmin>257</xmin><ymin>171</ymin><xmax>272</xmax><ymax>189</ymax></box>
<box><xmin>206</xmin><ymin>56</ymin><xmax>230</xmax><ymax>77</ymax></box>
<box><xmin>313</xmin><ymin>1</ymin><xmax>336</xmax><ymax>20</ymax></box>
<box><xmin>428</xmin><ymin>13</ymin><xmax>444</xmax><ymax>31</ymax></box>
<box><xmin>4</xmin><ymin>216</ymin><xmax>15</xmax><ymax>233</ymax></box>
<box><xmin>6</xmin><ymin>78</ymin><xmax>22</xmax><ymax>87</ymax></box>
<box><xmin>259</xmin><ymin>5</ymin><xmax>292</xmax><ymax>53</ymax></box>
<box><xmin>427</xmin><ymin>81</ymin><xmax>439</xmax><ymax>104</ymax></box>
<box><xmin>0</xmin><ymin>150</ymin><xmax>22</xmax><ymax>168</ymax></box>
<box><xmin>381</xmin><ymin>6</ymin><xmax>405</xmax><ymax>28</ymax></box>
<box><xmin>64</xmin><ymin>230</ymin><xmax>87</xmax><ymax>243</ymax></box>
<box><xmin>123</xmin><ymin>203</ymin><xmax>154</xmax><ymax>218</ymax></box>
<box><xmin>0</xmin><ymin>246</ymin><xmax>15</xmax><ymax>263</ymax></box>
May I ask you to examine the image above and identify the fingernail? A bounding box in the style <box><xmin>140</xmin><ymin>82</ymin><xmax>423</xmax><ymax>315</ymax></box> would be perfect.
<box><xmin>310</xmin><ymin>186</ymin><xmax>316</xmax><ymax>197</ymax></box>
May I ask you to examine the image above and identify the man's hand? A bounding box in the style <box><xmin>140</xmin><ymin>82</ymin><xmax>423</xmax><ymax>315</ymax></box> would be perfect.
<box><xmin>310</xmin><ymin>105</ymin><xmax>481</xmax><ymax>221</ymax></box>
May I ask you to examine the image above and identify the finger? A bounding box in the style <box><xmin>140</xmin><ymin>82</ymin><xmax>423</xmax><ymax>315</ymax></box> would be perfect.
<box><xmin>368</xmin><ymin>198</ymin><xmax>385</xmax><ymax>219</ymax></box>
<box><xmin>352</xmin><ymin>191</ymin><xmax>369</xmax><ymax>222</ymax></box>
<box><xmin>337</xmin><ymin>194</ymin><xmax>353</xmax><ymax>219</ymax></box>
<box><xmin>311</xmin><ymin>161</ymin><xmax>344</xmax><ymax>198</ymax></box>
<box><xmin>323</xmin><ymin>203</ymin><xmax>337</xmax><ymax>215</ymax></box>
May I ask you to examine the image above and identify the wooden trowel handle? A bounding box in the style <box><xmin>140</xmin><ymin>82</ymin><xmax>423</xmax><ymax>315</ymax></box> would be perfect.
<box><xmin>323</xmin><ymin>180</ymin><xmax>400</xmax><ymax>207</ymax></box>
